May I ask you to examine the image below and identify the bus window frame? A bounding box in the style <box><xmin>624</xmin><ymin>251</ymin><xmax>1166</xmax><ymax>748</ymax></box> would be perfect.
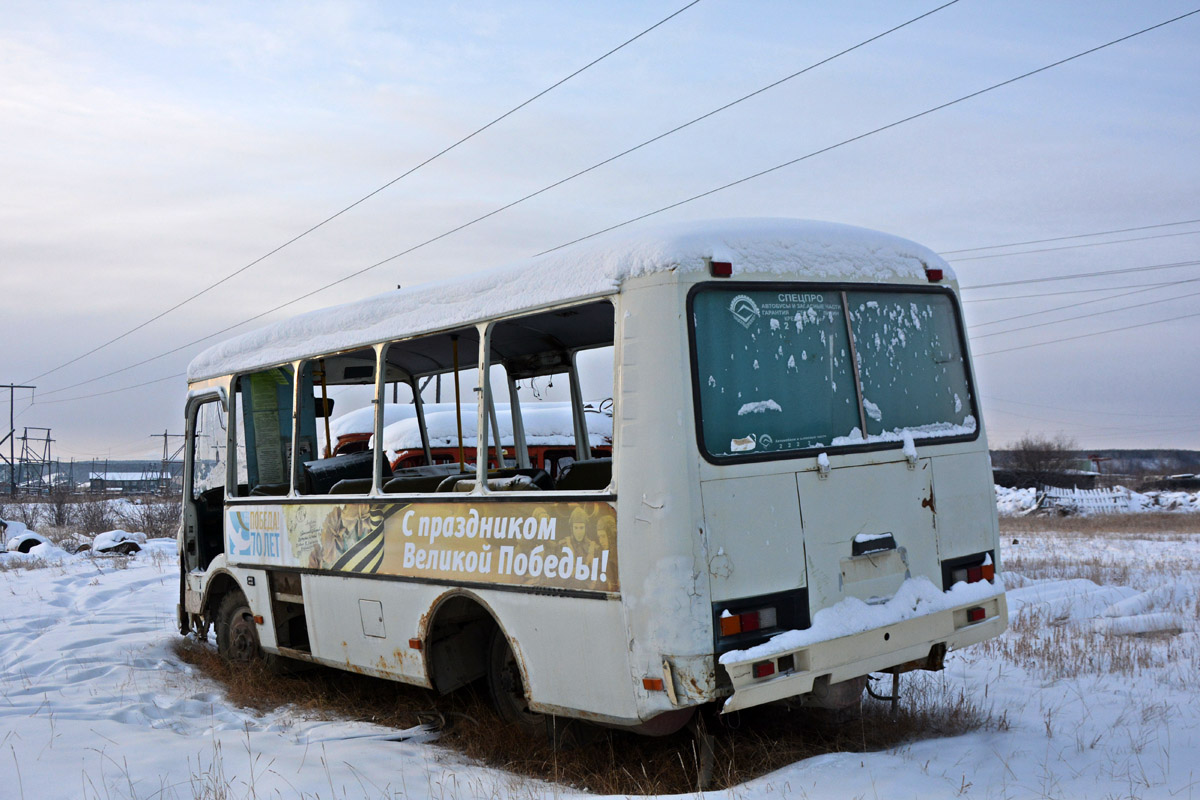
<box><xmin>285</xmin><ymin>346</ymin><xmax>384</xmax><ymax>498</ymax></box>
<box><xmin>477</xmin><ymin>300</ymin><xmax>616</xmax><ymax>495</ymax></box>
<box><xmin>686</xmin><ymin>280</ymin><xmax>981</xmax><ymax>466</ymax></box>
<box><xmin>221</xmin><ymin>299</ymin><xmax>618</xmax><ymax>500</ymax></box>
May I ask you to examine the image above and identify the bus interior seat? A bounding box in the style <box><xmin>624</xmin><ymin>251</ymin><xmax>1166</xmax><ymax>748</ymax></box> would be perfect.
<box><xmin>555</xmin><ymin>458</ymin><xmax>612</xmax><ymax>491</ymax></box>
<box><xmin>435</xmin><ymin>472</ymin><xmax>479</xmax><ymax>492</ymax></box>
<box><xmin>329</xmin><ymin>477</ymin><xmax>374</xmax><ymax>495</ymax></box>
<box><xmin>383</xmin><ymin>463</ymin><xmax>462</xmax><ymax>494</ymax></box>
<box><xmin>302</xmin><ymin>450</ymin><xmax>390</xmax><ymax>494</ymax></box>
<box><xmin>383</xmin><ymin>474</ymin><xmax>450</xmax><ymax>493</ymax></box>
<box><xmin>447</xmin><ymin>468</ymin><xmax>552</xmax><ymax>493</ymax></box>
<box><xmin>249</xmin><ymin>482</ymin><xmax>290</xmax><ymax>496</ymax></box>
<box><xmin>510</xmin><ymin>467</ymin><xmax>552</xmax><ymax>490</ymax></box>
<box><xmin>398</xmin><ymin>463</ymin><xmax>463</xmax><ymax>477</ymax></box>
<box><xmin>438</xmin><ymin>467</ymin><xmax>552</xmax><ymax>493</ymax></box>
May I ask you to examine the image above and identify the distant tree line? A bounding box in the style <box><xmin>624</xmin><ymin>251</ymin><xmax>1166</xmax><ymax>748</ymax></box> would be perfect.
<box><xmin>991</xmin><ymin>436</ymin><xmax>1200</xmax><ymax>489</ymax></box>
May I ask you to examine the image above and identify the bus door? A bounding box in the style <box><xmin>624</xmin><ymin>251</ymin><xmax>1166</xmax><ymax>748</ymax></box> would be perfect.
<box><xmin>182</xmin><ymin>392</ymin><xmax>229</xmax><ymax>575</ymax></box>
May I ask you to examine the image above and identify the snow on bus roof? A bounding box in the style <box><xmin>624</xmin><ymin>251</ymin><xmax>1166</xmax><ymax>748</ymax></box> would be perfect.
<box><xmin>381</xmin><ymin>404</ymin><xmax>610</xmax><ymax>456</ymax></box>
<box><xmin>188</xmin><ymin>218</ymin><xmax>950</xmax><ymax>381</ymax></box>
<box><xmin>330</xmin><ymin>401</ymin><xmax>571</xmax><ymax>440</ymax></box>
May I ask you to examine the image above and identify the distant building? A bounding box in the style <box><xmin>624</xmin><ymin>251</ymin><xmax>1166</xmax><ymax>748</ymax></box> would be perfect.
<box><xmin>87</xmin><ymin>471</ymin><xmax>167</xmax><ymax>493</ymax></box>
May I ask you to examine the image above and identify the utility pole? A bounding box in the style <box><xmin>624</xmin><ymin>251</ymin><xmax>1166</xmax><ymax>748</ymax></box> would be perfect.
<box><xmin>152</xmin><ymin>430</ymin><xmax>185</xmax><ymax>493</ymax></box>
<box><xmin>2</xmin><ymin>383</ymin><xmax>35</xmax><ymax>496</ymax></box>
<box><xmin>19</xmin><ymin>427</ymin><xmax>53</xmax><ymax>494</ymax></box>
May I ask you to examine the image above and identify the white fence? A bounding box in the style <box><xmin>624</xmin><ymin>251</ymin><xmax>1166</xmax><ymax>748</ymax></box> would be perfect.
<box><xmin>1039</xmin><ymin>486</ymin><xmax>1131</xmax><ymax>515</ymax></box>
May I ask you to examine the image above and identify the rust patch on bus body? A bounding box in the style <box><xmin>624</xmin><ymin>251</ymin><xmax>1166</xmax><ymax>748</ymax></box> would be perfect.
<box><xmin>669</xmin><ymin>656</ymin><xmax>716</xmax><ymax>702</ymax></box>
<box><xmin>678</xmin><ymin>668</ymin><xmax>709</xmax><ymax>700</ymax></box>
<box><xmin>510</xmin><ymin>637</ymin><xmax>532</xmax><ymax>704</ymax></box>
<box><xmin>921</xmin><ymin>486</ymin><xmax>936</xmax><ymax>515</ymax></box>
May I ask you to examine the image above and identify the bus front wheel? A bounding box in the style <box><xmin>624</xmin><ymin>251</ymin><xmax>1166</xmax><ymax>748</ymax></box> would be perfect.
<box><xmin>216</xmin><ymin>590</ymin><xmax>264</xmax><ymax>664</ymax></box>
<box><xmin>486</xmin><ymin>628</ymin><xmax>544</xmax><ymax>737</ymax></box>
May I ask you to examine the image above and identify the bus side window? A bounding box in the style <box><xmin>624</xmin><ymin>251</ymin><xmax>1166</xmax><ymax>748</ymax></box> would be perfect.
<box><xmin>297</xmin><ymin>348</ymin><xmax>382</xmax><ymax>496</ymax></box>
<box><xmin>379</xmin><ymin>330</ymin><xmax>482</xmax><ymax>492</ymax></box>
<box><xmin>233</xmin><ymin>366</ymin><xmax>295</xmax><ymax>497</ymax></box>
<box><xmin>486</xmin><ymin>301</ymin><xmax>614</xmax><ymax>490</ymax></box>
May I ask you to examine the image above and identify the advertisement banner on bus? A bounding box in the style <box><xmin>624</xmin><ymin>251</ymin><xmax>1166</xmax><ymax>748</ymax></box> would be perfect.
<box><xmin>227</xmin><ymin>500</ymin><xmax>618</xmax><ymax>593</ymax></box>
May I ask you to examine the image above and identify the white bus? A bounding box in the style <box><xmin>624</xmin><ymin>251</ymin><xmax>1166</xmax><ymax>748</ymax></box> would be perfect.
<box><xmin>179</xmin><ymin>218</ymin><xmax>1006</xmax><ymax>736</ymax></box>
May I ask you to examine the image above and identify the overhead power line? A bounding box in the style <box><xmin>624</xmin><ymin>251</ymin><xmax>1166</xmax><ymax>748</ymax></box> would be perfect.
<box><xmin>969</xmin><ymin>275</ymin><xmax>1200</xmax><ymax>328</ymax></box>
<box><xmin>21</xmin><ymin>0</ymin><xmax>704</xmax><ymax>386</ymax></box>
<box><xmin>34</xmin><ymin>373</ymin><xmax>186</xmax><ymax>404</ymax></box>
<box><xmin>56</xmin><ymin>432</ymin><xmax>168</xmax><ymax>459</ymax></box>
<box><xmin>974</xmin><ymin>308</ymin><xmax>1200</xmax><ymax>357</ymax></box>
<box><xmin>961</xmin><ymin>259</ymin><xmax>1200</xmax><ymax>290</ymax></box>
<box><xmin>944</xmin><ymin>229</ymin><xmax>1200</xmax><ymax>261</ymax></box>
<box><xmin>940</xmin><ymin>217</ymin><xmax>1200</xmax><ymax>254</ymax></box>
<box><xmin>33</xmin><ymin>7</ymin><xmax>1200</xmax><ymax>406</ymax></box>
<box><xmin>962</xmin><ymin>278</ymin><xmax>1188</xmax><ymax>303</ymax></box>
<box><xmin>32</xmin><ymin>1</ymin><xmax>963</xmax><ymax>403</ymax></box>
<box><xmin>533</xmin><ymin>8</ymin><xmax>1200</xmax><ymax>256</ymax></box>
<box><xmin>971</xmin><ymin>284</ymin><xmax>1200</xmax><ymax>339</ymax></box>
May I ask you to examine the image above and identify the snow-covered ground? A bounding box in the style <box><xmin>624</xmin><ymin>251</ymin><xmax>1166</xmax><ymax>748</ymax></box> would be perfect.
<box><xmin>1</xmin><ymin>525</ymin><xmax>1197</xmax><ymax>799</ymax></box>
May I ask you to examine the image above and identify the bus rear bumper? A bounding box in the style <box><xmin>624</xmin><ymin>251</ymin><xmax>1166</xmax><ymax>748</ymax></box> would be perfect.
<box><xmin>719</xmin><ymin>592</ymin><xmax>1007</xmax><ymax>713</ymax></box>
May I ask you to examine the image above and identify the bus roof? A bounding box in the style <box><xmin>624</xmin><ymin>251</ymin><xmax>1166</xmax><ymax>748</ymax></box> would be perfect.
<box><xmin>188</xmin><ymin>218</ymin><xmax>950</xmax><ymax>382</ymax></box>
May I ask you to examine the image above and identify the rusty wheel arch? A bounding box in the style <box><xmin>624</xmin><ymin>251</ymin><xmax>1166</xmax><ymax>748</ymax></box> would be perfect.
<box><xmin>200</xmin><ymin>570</ymin><xmax>243</xmax><ymax>624</ymax></box>
<box><xmin>421</xmin><ymin>589</ymin><xmax>524</xmax><ymax>697</ymax></box>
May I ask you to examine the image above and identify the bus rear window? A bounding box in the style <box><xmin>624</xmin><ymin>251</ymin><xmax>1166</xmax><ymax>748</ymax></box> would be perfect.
<box><xmin>691</xmin><ymin>286</ymin><xmax>976</xmax><ymax>461</ymax></box>
<box><xmin>847</xmin><ymin>292</ymin><xmax>974</xmax><ymax>443</ymax></box>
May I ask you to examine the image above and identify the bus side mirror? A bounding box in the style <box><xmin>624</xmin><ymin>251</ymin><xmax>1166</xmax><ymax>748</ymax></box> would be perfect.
<box><xmin>315</xmin><ymin>397</ymin><xmax>335</xmax><ymax>418</ymax></box>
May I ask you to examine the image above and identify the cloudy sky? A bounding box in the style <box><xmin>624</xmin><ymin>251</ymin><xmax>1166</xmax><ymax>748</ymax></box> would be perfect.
<box><xmin>3</xmin><ymin>0</ymin><xmax>1199</xmax><ymax>462</ymax></box>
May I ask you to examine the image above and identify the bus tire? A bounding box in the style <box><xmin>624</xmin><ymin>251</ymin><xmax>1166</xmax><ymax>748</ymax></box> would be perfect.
<box><xmin>216</xmin><ymin>590</ymin><xmax>265</xmax><ymax>665</ymax></box>
<box><xmin>486</xmin><ymin>627</ymin><xmax>544</xmax><ymax>737</ymax></box>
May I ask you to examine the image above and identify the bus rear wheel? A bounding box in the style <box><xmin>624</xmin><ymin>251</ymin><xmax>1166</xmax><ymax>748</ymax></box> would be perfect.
<box><xmin>216</xmin><ymin>590</ymin><xmax>264</xmax><ymax>664</ymax></box>
<box><xmin>486</xmin><ymin>628</ymin><xmax>545</xmax><ymax>737</ymax></box>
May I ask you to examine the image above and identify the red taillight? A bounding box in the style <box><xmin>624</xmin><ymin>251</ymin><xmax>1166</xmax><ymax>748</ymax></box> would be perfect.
<box><xmin>711</xmin><ymin>260</ymin><xmax>733</xmax><ymax>277</ymax></box>
<box><xmin>952</xmin><ymin>558</ymin><xmax>995</xmax><ymax>586</ymax></box>
<box><xmin>752</xmin><ymin>661</ymin><xmax>775</xmax><ymax>679</ymax></box>
<box><xmin>719</xmin><ymin>607</ymin><xmax>779</xmax><ymax>637</ymax></box>
<box><xmin>643</xmin><ymin>677</ymin><xmax>664</xmax><ymax>691</ymax></box>
<box><xmin>925</xmin><ymin>267</ymin><xmax>944</xmax><ymax>282</ymax></box>
<box><xmin>967</xmin><ymin>607</ymin><xmax>986</xmax><ymax>623</ymax></box>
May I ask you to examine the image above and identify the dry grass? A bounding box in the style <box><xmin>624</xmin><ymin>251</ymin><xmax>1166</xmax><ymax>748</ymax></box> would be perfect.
<box><xmin>1000</xmin><ymin>512</ymin><xmax>1200</xmax><ymax>536</ymax></box>
<box><xmin>0</xmin><ymin>555</ymin><xmax>58</xmax><ymax>573</ymax></box>
<box><xmin>985</xmin><ymin>515</ymin><xmax>1200</xmax><ymax>687</ymax></box>
<box><xmin>975</xmin><ymin>601</ymin><xmax>1189</xmax><ymax>680</ymax></box>
<box><xmin>1001</xmin><ymin>520</ymin><xmax>1199</xmax><ymax>592</ymax></box>
<box><xmin>174</xmin><ymin>638</ymin><xmax>995</xmax><ymax>795</ymax></box>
